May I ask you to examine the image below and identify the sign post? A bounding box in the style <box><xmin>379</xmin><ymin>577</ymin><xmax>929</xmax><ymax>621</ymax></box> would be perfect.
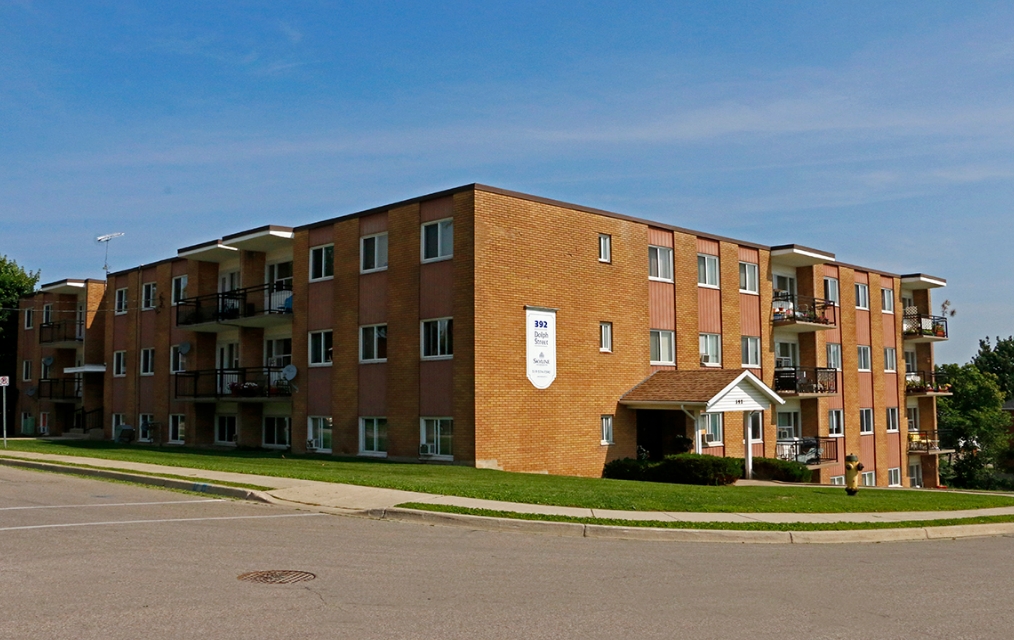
<box><xmin>0</xmin><ymin>375</ymin><xmax>8</xmax><ymax>449</ymax></box>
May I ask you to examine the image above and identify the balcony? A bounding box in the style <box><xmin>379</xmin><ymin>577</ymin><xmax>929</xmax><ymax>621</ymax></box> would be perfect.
<box><xmin>37</xmin><ymin>377</ymin><xmax>83</xmax><ymax>403</ymax></box>
<box><xmin>175</xmin><ymin>282</ymin><xmax>293</xmax><ymax>332</ymax></box>
<box><xmin>905</xmin><ymin>371</ymin><xmax>952</xmax><ymax>397</ymax></box>
<box><xmin>903</xmin><ymin>312</ymin><xmax>948</xmax><ymax>342</ymax></box>
<box><xmin>772</xmin><ymin>293</ymin><xmax>837</xmax><ymax>333</ymax></box>
<box><xmin>775</xmin><ymin>437</ymin><xmax>839</xmax><ymax>466</ymax></box>
<box><xmin>774</xmin><ymin>366</ymin><xmax>838</xmax><ymax>397</ymax></box>
<box><xmin>39</xmin><ymin>320</ymin><xmax>84</xmax><ymax>348</ymax></box>
<box><xmin>907</xmin><ymin>430</ymin><xmax>954</xmax><ymax>455</ymax></box>
<box><xmin>174</xmin><ymin>366</ymin><xmax>293</xmax><ymax>402</ymax></box>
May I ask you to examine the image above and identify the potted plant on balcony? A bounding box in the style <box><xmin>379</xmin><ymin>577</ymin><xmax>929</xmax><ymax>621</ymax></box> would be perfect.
<box><xmin>229</xmin><ymin>381</ymin><xmax>261</xmax><ymax>397</ymax></box>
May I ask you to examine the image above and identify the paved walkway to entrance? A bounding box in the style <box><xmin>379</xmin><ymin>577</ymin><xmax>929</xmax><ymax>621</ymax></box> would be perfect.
<box><xmin>4</xmin><ymin>448</ymin><xmax>1014</xmax><ymax>524</ymax></box>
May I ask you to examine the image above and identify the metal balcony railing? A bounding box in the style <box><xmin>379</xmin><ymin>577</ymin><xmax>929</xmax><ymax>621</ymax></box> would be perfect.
<box><xmin>39</xmin><ymin>320</ymin><xmax>84</xmax><ymax>344</ymax></box>
<box><xmin>175</xmin><ymin>281</ymin><xmax>293</xmax><ymax>327</ymax></box>
<box><xmin>37</xmin><ymin>378</ymin><xmax>82</xmax><ymax>401</ymax></box>
<box><xmin>905</xmin><ymin>371</ymin><xmax>952</xmax><ymax>395</ymax></box>
<box><xmin>903</xmin><ymin>313</ymin><xmax>948</xmax><ymax>340</ymax></box>
<box><xmin>73</xmin><ymin>407</ymin><xmax>103</xmax><ymax>431</ymax></box>
<box><xmin>774</xmin><ymin>367</ymin><xmax>838</xmax><ymax>395</ymax></box>
<box><xmin>908</xmin><ymin>430</ymin><xmax>943</xmax><ymax>453</ymax></box>
<box><xmin>174</xmin><ymin>366</ymin><xmax>293</xmax><ymax>400</ymax></box>
<box><xmin>775</xmin><ymin>437</ymin><xmax>839</xmax><ymax>465</ymax></box>
<box><xmin>772</xmin><ymin>293</ymin><xmax>837</xmax><ymax>327</ymax></box>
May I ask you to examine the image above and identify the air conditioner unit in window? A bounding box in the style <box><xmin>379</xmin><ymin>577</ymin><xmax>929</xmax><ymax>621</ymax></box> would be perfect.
<box><xmin>419</xmin><ymin>443</ymin><xmax>434</xmax><ymax>456</ymax></box>
<box><xmin>703</xmin><ymin>433</ymin><xmax>716</xmax><ymax>445</ymax></box>
<box><xmin>700</xmin><ymin>355</ymin><xmax>714</xmax><ymax>364</ymax></box>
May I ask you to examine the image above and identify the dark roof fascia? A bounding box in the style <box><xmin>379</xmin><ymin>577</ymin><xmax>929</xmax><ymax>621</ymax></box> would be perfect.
<box><xmin>295</xmin><ymin>185</ymin><xmax>478</xmax><ymax>232</ymax></box>
<box><xmin>106</xmin><ymin>256</ymin><xmax>183</xmax><ymax>278</ymax></box>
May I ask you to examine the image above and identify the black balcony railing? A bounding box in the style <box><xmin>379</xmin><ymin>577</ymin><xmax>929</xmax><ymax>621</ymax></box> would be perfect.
<box><xmin>772</xmin><ymin>293</ymin><xmax>837</xmax><ymax>327</ymax></box>
<box><xmin>775</xmin><ymin>437</ymin><xmax>839</xmax><ymax>465</ymax></box>
<box><xmin>903</xmin><ymin>313</ymin><xmax>948</xmax><ymax>340</ymax></box>
<box><xmin>174</xmin><ymin>366</ymin><xmax>293</xmax><ymax>400</ymax></box>
<box><xmin>774</xmin><ymin>367</ymin><xmax>838</xmax><ymax>395</ymax></box>
<box><xmin>38</xmin><ymin>377</ymin><xmax>82</xmax><ymax>401</ymax></box>
<box><xmin>39</xmin><ymin>320</ymin><xmax>83</xmax><ymax>344</ymax></box>
<box><xmin>908</xmin><ymin>430</ymin><xmax>943</xmax><ymax>453</ymax></box>
<box><xmin>905</xmin><ymin>371</ymin><xmax>952</xmax><ymax>395</ymax></box>
<box><xmin>73</xmin><ymin>407</ymin><xmax>103</xmax><ymax>431</ymax></box>
<box><xmin>176</xmin><ymin>281</ymin><xmax>293</xmax><ymax>327</ymax></box>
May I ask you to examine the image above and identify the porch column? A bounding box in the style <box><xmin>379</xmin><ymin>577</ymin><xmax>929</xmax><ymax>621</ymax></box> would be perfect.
<box><xmin>744</xmin><ymin>411</ymin><xmax>753</xmax><ymax>479</ymax></box>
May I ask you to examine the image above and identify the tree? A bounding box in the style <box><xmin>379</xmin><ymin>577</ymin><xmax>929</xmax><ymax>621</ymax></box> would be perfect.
<box><xmin>971</xmin><ymin>336</ymin><xmax>1014</xmax><ymax>401</ymax></box>
<box><xmin>937</xmin><ymin>363</ymin><xmax>1013</xmax><ymax>489</ymax></box>
<box><xmin>0</xmin><ymin>256</ymin><xmax>40</xmax><ymax>427</ymax></box>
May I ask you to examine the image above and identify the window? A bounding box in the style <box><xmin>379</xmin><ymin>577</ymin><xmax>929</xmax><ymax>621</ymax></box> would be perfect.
<box><xmin>22</xmin><ymin>360</ymin><xmax>31</xmax><ymax>381</ymax></box>
<box><xmin>648</xmin><ymin>246</ymin><xmax>673</xmax><ymax>281</ymax></box>
<box><xmin>310</xmin><ymin>244</ymin><xmax>334</xmax><ymax>280</ymax></box>
<box><xmin>267</xmin><ymin>261</ymin><xmax>294</xmax><ymax>290</ymax></box>
<box><xmin>884</xmin><ymin>347</ymin><xmax>897</xmax><ymax>372</ymax></box>
<box><xmin>908</xmin><ymin>463</ymin><xmax>923</xmax><ymax>488</ymax></box>
<box><xmin>421</xmin><ymin>417</ymin><xmax>453</xmax><ymax>458</ymax></box>
<box><xmin>113</xmin><ymin>351</ymin><xmax>127</xmax><ymax>377</ymax></box>
<box><xmin>699</xmin><ymin>413</ymin><xmax>723</xmax><ymax>445</ymax></box>
<box><xmin>857</xmin><ymin>345</ymin><xmax>872</xmax><ymax>371</ymax></box>
<box><xmin>741</xmin><ymin>336</ymin><xmax>760</xmax><ymax>367</ymax></box>
<box><xmin>886</xmin><ymin>407</ymin><xmax>900</xmax><ymax>432</ymax></box>
<box><xmin>38</xmin><ymin>412</ymin><xmax>49</xmax><ymax>436</ymax></box>
<box><xmin>309</xmin><ymin>330</ymin><xmax>333</xmax><ymax>366</ymax></box>
<box><xmin>601</xmin><ymin>415</ymin><xmax>614</xmax><ymax>445</ymax></box>
<box><xmin>21</xmin><ymin>412</ymin><xmax>34</xmax><ymax>434</ymax></box>
<box><xmin>881</xmin><ymin>288</ymin><xmax>894</xmax><ymax>313</ymax></box>
<box><xmin>361</xmin><ymin>233</ymin><xmax>389</xmax><ymax>272</ymax></box>
<box><xmin>40</xmin><ymin>360</ymin><xmax>51</xmax><ymax>379</ymax></box>
<box><xmin>171</xmin><ymin>275</ymin><xmax>188</xmax><ymax>305</ymax></box>
<box><xmin>650</xmin><ymin>330</ymin><xmax>675</xmax><ymax>365</ymax></box>
<box><xmin>24</xmin><ymin>308</ymin><xmax>33</xmax><ymax>329</ymax></box>
<box><xmin>697</xmin><ymin>254</ymin><xmax>719</xmax><ymax>287</ymax></box>
<box><xmin>114</xmin><ymin>288</ymin><xmax>128</xmax><ymax>314</ymax></box>
<box><xmin>142</xmin><ymin>283</ymin><xmax>157</xmax><ymax>310</ymax></box>
<box><xmin>265</xmin><ymin>338</ymin><xmax>292</xmax><ymax>367</ymax></box>
<box><xmin>774</xmin><ymin>274</ymin><xmax>796</xmax><ymax>295</ymax></box>
<box><xmin>359</xmin><ymin>417</ymin><xmax>387</xmax><ymax>455</ymax></box>
<box><xmin>263</xmin><ymin>416</ymin><xmax>290</xmax><ymax>448</ymax></box>
<box><xmin>888</xmin><ymin>467</ymin><xmax>902</xmax><ymax>487</ymax></box>
<box><xmin>309</xmin><ymin>416</ymin><xmax>334</xmax><ymax>452</ymax></box>
<box><xmin>739</xmin><ymin>262</ymin><xmax>759</xmax><ymax>293</ymax></box>
<box><xmin>42</xmin><ymin>303</ymin><xmax>52</xmax><ymax>324</ymax></box>
<box><xmin>904</xmin><ymin>350</ymin><xmax>917</xmax><ymax>374</ymax></box>
<box><xmin>112</xmin><ymin>413</ymin><xmax>125</xmax><ymax>437</ymax></box>
<box><xmin>169</xmin><ymin>414</ymin><xmax>186</xmax><ymax>443</ymax></box>
<box><xmin>827</xmin><ymin>343</ymin><xmax>842</xmax><ymax>370</ymax></box>
<box><xmin>749</xmin><ymin>412</ymin><xmax>763</xmax><ymax>441</ymax></box>
<box><xmin>829</xmin><ymin>409</ymin><xmax>844</xmax><ymax>436</ymax></box>
<box><xmin>824</xmin><ymin>277</ymin><xmax>840</xmax><ymax>305</ymax></box>
<box><xmin>907</xmin><ymin>407</ymin><xmax>919</xmax><ymax>432</ymax></box>
<box><xmin>699</xmin><ymin>333</ymin><xmax>721</xmax><ymax>366</ymax></box>
<box><xmin>861</xmin><ymin>471</ymin><xmax>876</xmax><ymax>487</ymax></box>
<box><xmin>360</xmin><ymin>324</ymin><xmax>388</xmax><ymax>362</ymax></box>
<box><xmin>860</xmin><ymin>408</ymin><xmax>874</xmax><ymax>434</ymax></box>
<box><xmin>422</xmin><ymin>218</ymin><xmax>453</xmax><ymax>262</ymax></box>
<box><xmin>170</xmin><ymin>345</ymin><xmax>185</xmax><ymax>373</ymax></box>
<box><xmin>138</xmin><ymin>413</ymin><xmax>154</xmax><ymax>442</ymax></box>
<box><xmin>216</xmin><ymin>415</ymin><xmax>237</xmax><ymax>444</ymax></box>
<box><xmin>140</xmin><ymin>348</ymin><xmax>155</xmax><ymax>376</ymax></box>
<box><xmin>598</xmin><ymin>234</ymin><xmax>611</xmax><ymax>263</ymax></box>
<box><xmin>830</xmin><ymin>475</ymin><xmax>846</xmax><ymax>486</ymax></box>
<box><xmin>421</xmin><ymin>318</ymin><xmax>453</xmax><ymax>359</ymax></box>
<box><xmin>855</xmin><ymin>283</ymin><xmax>869</xmax><ymax>310</ymax></box>
<box><xmin>776</xmin><ymin>411</ymin><xmax>800</xmax><ymax>440</ymax></box>
<box><xmin>599</xmin><ymin>322</ymin><xmax>613</xmax><ymax>352</ymax></box>
<box><xmin>775</xmin><ymin>341</ymin><xmax>798</xmax><ymax>368</ymax></box>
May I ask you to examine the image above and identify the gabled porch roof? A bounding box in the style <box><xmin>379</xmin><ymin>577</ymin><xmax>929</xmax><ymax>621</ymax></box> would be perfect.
<box><xmin>619</xmin><ymin>369</ymin><xmax>785</xmax><ymax>413</ymax></box>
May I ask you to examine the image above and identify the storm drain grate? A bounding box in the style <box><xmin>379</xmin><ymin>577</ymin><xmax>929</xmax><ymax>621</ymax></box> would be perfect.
<box><xmin>237</xmin><ymin>570</ymin><xmax>316</xmax><ymax>585</ymax></box>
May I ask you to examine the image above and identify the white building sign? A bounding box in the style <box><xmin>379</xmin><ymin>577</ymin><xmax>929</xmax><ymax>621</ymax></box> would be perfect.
<box><xmin>525</xmin><ymin>307</ymin><xmax>557</xmax><ymax>389</ymax></box>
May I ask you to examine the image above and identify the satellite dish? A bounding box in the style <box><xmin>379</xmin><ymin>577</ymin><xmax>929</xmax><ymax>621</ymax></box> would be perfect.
<box><xmin>282</xmin><ymin>364</ymin><xmax>298</xmax><ymax>381</ymax></box>
<box><xmin>25</xmin><ymin>387</ymin><xmax>37</xmax><ymax>397</ymax></box>
<box><xmin>179</xmin><ymin>342</ymin><xmax>192</xmax><ymax>355</ymax></box>
<box><xmin>42</xmin><ymin>356</ymin><xmax>54</xmax><ymax>366</ymax></box>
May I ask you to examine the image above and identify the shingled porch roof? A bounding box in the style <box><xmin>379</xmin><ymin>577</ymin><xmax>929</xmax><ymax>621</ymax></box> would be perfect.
<box><xmin>619</xmin><ymin>369</ymin><xmax>784</xmax><ymax>411</ymax></box>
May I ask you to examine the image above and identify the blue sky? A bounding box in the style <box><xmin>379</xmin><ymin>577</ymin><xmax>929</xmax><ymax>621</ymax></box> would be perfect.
<box><xmin>2</xmin><ymin>1</ymin><xmax>1012</xmax><ymax>363</ymax></box>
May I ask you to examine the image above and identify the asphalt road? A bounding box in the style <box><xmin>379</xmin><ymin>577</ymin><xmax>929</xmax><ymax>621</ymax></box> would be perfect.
<box><xmin>2</xmin><ymin>466</ymin><xmax>1012</xmax><ymax>640</ymax></box>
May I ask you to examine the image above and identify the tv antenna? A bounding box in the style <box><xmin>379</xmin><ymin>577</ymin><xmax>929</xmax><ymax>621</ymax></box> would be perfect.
<box><xmin>96</xmin><ymin>232</ymin><xmax>125</xmax><ymax>277</ymax></box>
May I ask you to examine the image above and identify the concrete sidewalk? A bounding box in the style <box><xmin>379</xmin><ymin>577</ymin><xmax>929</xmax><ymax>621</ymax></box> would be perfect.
<box><xmin>4</xmin><ymin>448</ymin><xmax>1014</xmax><ymax>524</ymax></box>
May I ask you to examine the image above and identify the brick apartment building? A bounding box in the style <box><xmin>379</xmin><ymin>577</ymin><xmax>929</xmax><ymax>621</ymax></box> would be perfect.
<box><xmin>15</xmin><ymin>184</ymin><xmax>952</xmax><ymax>487</ymax></box>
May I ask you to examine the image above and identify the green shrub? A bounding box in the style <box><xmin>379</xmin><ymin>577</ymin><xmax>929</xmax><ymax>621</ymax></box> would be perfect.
<box><xmin>751</xmin><ymin>457</ymin><xmax>812</xmax><ymax>483</ymax></box>
<box><xmin>602</xmin><ymin>457</ymin><xmax>648</xmax><ymax>481</ymax></box>
<box><xmin>645</xmin><ymin>453</ymin><xmax>743</xmax><ymax>486</ymax></box>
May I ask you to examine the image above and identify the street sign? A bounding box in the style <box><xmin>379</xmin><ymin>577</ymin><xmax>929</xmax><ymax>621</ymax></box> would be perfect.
<box><xmin>0</xmin><ymin>376</ymin><xmax>8</xmax><ymax>386</ymax></box>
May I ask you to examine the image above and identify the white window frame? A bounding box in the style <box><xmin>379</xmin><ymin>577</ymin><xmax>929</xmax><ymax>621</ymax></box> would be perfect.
<box><xmin>360</xmin><ymin>324</ymin><xmax>388</xmax><ymax>363</ymax></box>
<box><xmin>112</xmin><ymin>413</ymin><xmax>125</xmax><ymax>437</ymax></box>
<box><xmin>600</xmin><ymin>322</ymin><xmax>613</xmax><ymax>353</ymax></box>
<box><xmin>114</xmin><ymin>288</ymin><xmax>128</xmax><ymax>315</ymax></box>
<box><xmin>171</xmin><ymin>275</ymin><xmax>188</xmax><ymax>305</ymax></box>
<box><xmin>861</xmin><ymin>471</ymin><xmax>876</xmax><ymax>487</ymax></box>
<box><xmin>649</xmin><ymin>329</ymin><xmax>675</xmax><ymax>365</ymax></box>
<box><xmin>860</xmin><ymin>408</ymin><xmax>874</xmax><ymax>434</ymax></box>
<box><xmin>699</xmin><ymin>333</ymin><xmax>721</xmax><ymax>366</ymax></box>
<box><xmin>907</xmin><ymin>406</ymin><xmax>920</xmax><ymax>432</ymax></box>
<box><xmin>699</xmin><ymin>413</ymin><xmax>723</xmax><ymax>446</ymax></box>
<box><xmin>888</xmin><ymin>467</ymin><xmax>902</xmax><ymax>487</ymax></box>
<box><xmin>886</xmin><ymin>407</ymin><xmax>900</xmax><ymax>432</ymax></box>
<box><xmin>824</xmin><ymin>277</ymin><xmax>840</xmax><ymax>305</ymax></box>
<box><xmin>262</xmin><ymin>415</ymin><xmax>290</xmax><ymax>449</ymax></box>
<box><xmin>421</xmin><ymin>218</ymin><xmax>454</xmax><ymax>263</ymax></box>
<box><xmin>697</xmin><ymin>254</ymin><xmax>719</xmax><ymax>288</ymax></box>
<box><xmin>21</xmin><ymin>412</ymin><xmax>33</xmax><ymax>432</ymax></box>
<box><xmin>857</xmin><ymin>345</ymin><xmax>872</xmax><ymax>371</ymax></box>
<box><xmin>359</xmin><ymin>417</ymin><xmax>387</xmax><ymax>456</ymax></box>
<box><xmin>855</xmin><ymin>283</ymin><xmax>870</xmax><ymax>310</ymax></box>
<box><xmin>24</xmin><ymin>307</ymin><xmax>33</xmax><ymax>330</ymax></box>
<box><xmin>741</xmin><ymin>336</ymin><xmax>761</xmax><ymax>368</ymax></box>
<box><xmin>140</xmin><ymin>348</ymin><xmax>155</xmax><ymax>376</ymax></box>
<box><xmin>598</xmin><ymin>234</ymin><xmax>612</xmax><ymax>263</ymax></box>
<box><xmin>828</xmin><ymin>409</ymin><xmax>844</xmax><ymax>437</ymax></box>
<box><xmin>830</xmin><ymin>475</ymin><xmax>846</xmax><ymax>486</ymax></box>
<box><xmin>827</xmin><ymin>343</ymin><xmax>842</xmax><ymax>370</ymax></box>
<box><xmin>648</xmin><ymin>245</ymin><xmax>674</xmax><ymax>282</ymax></box>
<box><xmin>169</xmin><ymin>414</ymin><xmax>185</xmax><ymax>444</ymax></box>
<box><xmin>748</xmin><ymin>412</ymin><xmax>763</xmax><ymax>442</ymax></box>
<box><xmin>776</xmin><ymin>411</ymin><xmax>801</xmax><ymax>440</ymax></box>
<box><xmin>421</xmin><ymin>318</ymin><xmax>453</xmax><ymax>360</ymax></box>
<box><xmin>309</xmin><ymin>244</ymin><xmax>334</xmax><ymax>281</ymax></box>
<box><xmin>775</xmin><ymin>341</ymin><xmax>799</xmax><ymax>368</ymax></box>
<box><xmin>215</xmin><ymin>414</ymin><xmax>237</xmax><ymax>445</ymax></box>
<box><xmin>420</xmin><ymin>417</ymin><xmax>453</xmax><ymax>459</ymax></box>
<box><xmin>308</xmin><ymin>416</ymin><xmax>334</xmax><ymax>453</ymax></box>
<box><xmin>38</xmin><ymin>412</ymin><xmax>49</xmax><ymax>436</ymax></box>
<box><xmin>22</xmin><ymin>360</ymin><xmax>32</xmax><ymax>381</ymax></box>
<box><xmin>40</xmin><ymin>360</ymin><xmax>51</xmax><ymax>380</ymax></box>
<box><xmin>309</xmin><ymin>330</ymin><xmax>333</xmax><ymax>366</ymax></box>
<box><xmin>361</xmin><ymin>232</ymin><xmax>389</xmax><ymax>273</ymax></box>
<box><xmin>601</xmin><ymin>415</ymin><xmax>614</xmax><ymax>445</ymax></box>
<box><xmin>884</xmin><ymin>347</ymin><xmax>897</xmax><ymax>373</ymax></box>
<box><xmin>738</xmin><ymin>262</ymin><xmax>759</xmax><ymax>294</ymax></box>
<box><xmin>170</xmin><ymin>345</ymin><xmax>185</xmax><ymax>373</ymax></box>
<box><xmin>904</xmin><ymin>350</ymin><xmax>918</xmax><ymax>374</ymax></box>
<box><xmin>42</xmin><ymin>303</ymin><xmax>52</xmax><ymax>324</ymax></box>
<box><xmin>138</xmin><ymin>413</ymin><xmax>154</xmax><ymax>442</ymax></box>
<box><xmin>881</xmin><ymin>288</ymin><xmax>894</xmax><ymax>313</ymax></box>
<box><xmin>113</xmin><ymin>351</ymin><xmax>127</xmax><ymax>377</ymax></box>
<box><xmin>142</xmin><ymin>282</ymin><xmax>157</xmax><ymax>310</ymax></box>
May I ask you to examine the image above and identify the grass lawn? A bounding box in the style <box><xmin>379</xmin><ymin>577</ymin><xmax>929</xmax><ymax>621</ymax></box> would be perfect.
<box><xmin>6</xmin><ymin>439</ymin><xmax>1014</xmax><ymax>514</ymax></box>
